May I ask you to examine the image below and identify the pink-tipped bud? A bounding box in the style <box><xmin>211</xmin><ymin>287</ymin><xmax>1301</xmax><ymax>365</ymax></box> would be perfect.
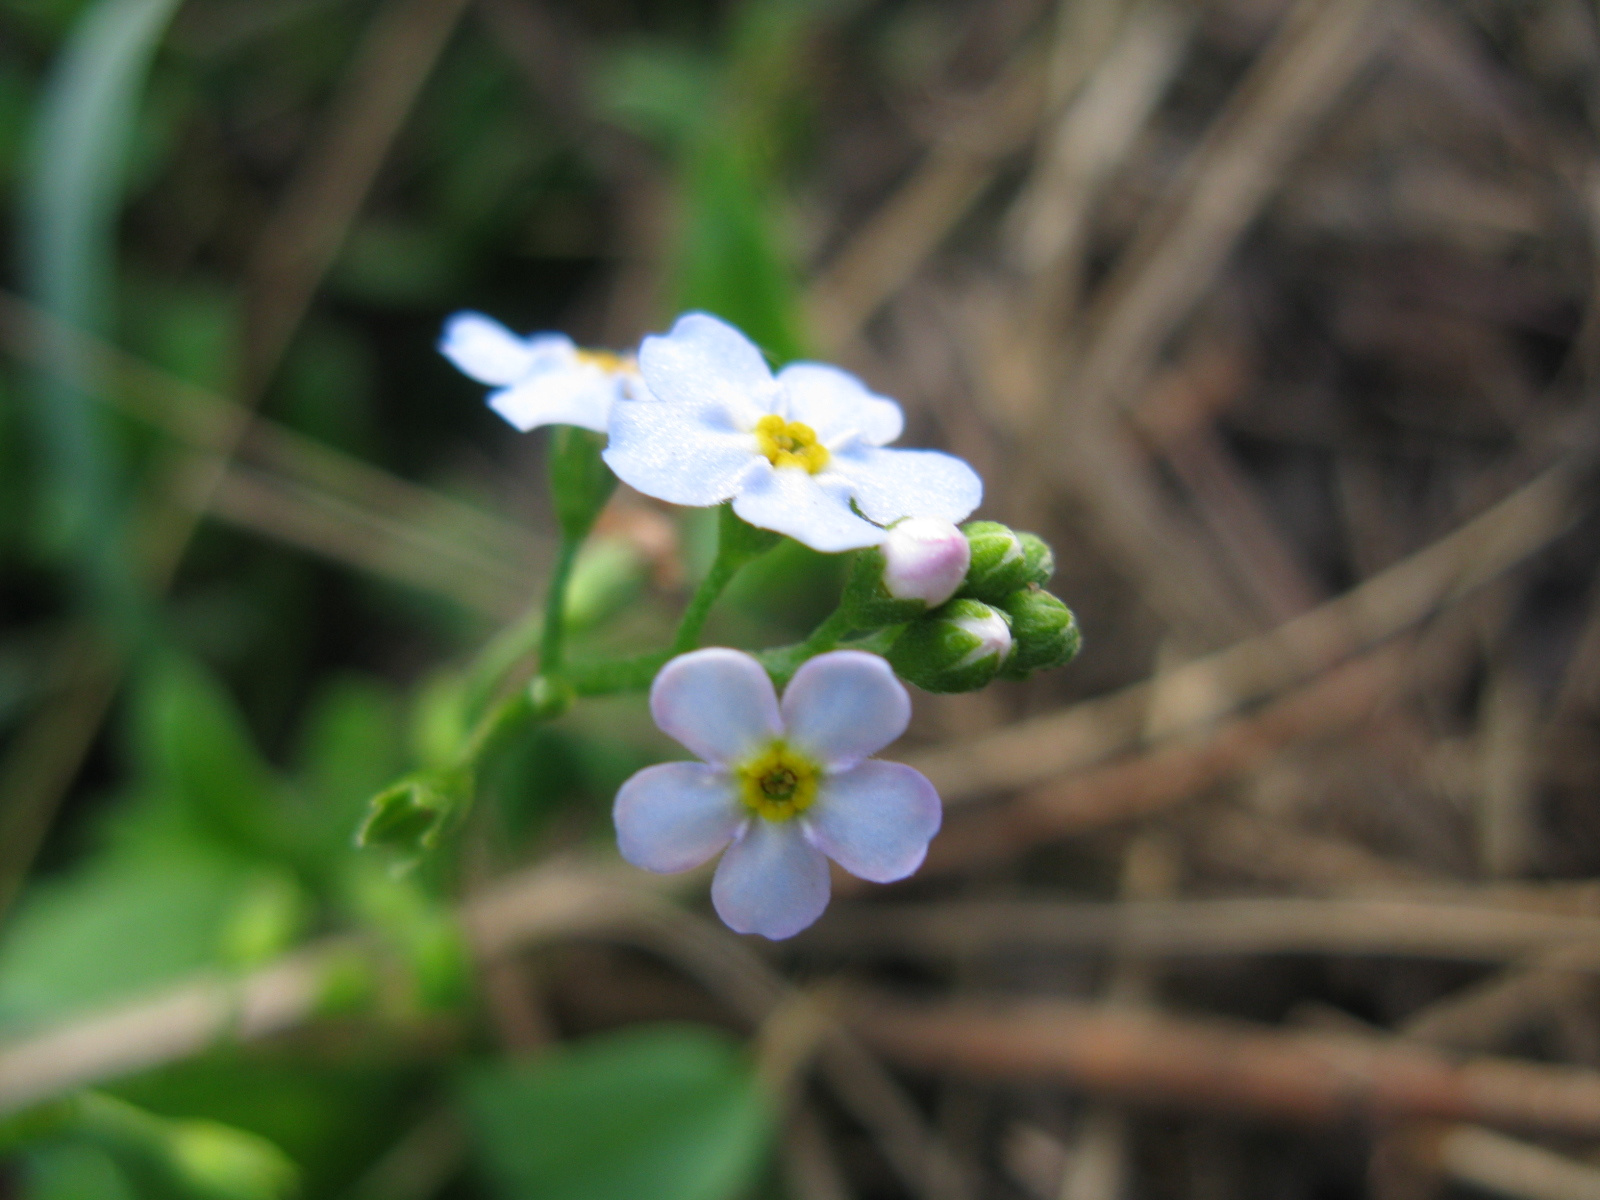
<box><xmin>881</xmin><ymin>518</ymin><xmax>971</xmax><ymax>607</ymax></box>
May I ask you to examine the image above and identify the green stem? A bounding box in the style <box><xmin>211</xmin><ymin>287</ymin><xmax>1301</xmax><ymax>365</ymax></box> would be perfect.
<box><xmin>538</xmin><ymin>533</ymin><xmax>583</xmax><ymax>677</ymax></box>
<box><xmin>670</xmin><ymin>552</ymin><xmax>741</xmax><ymax>655</ymax></box>
<box><xmin>567</xmin><ymin>650</ymin><xmax>672</xmax><ymax>696</ymax></box>
<box><xmin>669</xmin><ymin>505</ymin><xmax>778</xmax><ymax>655</ymax></box>
<box><xmin>758</xmin><ymin>605</ymin><xmax>858</xmax><ymax>685</ymax></box>
<box><xmin>463</xmin><ymin>603</ymin><xmax>542</xmax><ymax>718</ymax></box>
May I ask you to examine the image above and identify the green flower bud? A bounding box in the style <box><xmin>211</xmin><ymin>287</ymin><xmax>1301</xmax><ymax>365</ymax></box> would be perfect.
<box><xmin>998</xmin><ymin>588</ymin><xmax>1082</xmax><ymax>678</ymax></box>
<box><xmin>959</xmin><ymin>521</ymin><xmax>1032</xmax><ymax>602</ymax></box>
<box><xmin>888</xmin><ymin>598</ymin><xmax>1013</xmax><ymax>693</ymax></box>
<box><xmin>1017</xmin><ymin>531</ymin><xmax>1054</xmax><ymax>586</ymax></box>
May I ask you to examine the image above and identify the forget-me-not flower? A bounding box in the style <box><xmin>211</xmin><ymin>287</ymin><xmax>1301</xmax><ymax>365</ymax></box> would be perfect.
<box><xmin>440</xmin><ymin>311</ymin><xmax>640</xmax><ymax>434</ymax></box>
<box><xmin>614</xmin><ymin>647</ymin><xmax>942</xmax><ymax>939</ymax></box>
<box><xmin>602</xmin><ymin>313</ymin><xmax>982</xmax><ymax>552</ymax></box>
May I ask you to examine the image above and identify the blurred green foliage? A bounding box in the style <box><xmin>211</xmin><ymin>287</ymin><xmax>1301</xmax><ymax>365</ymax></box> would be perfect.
<box><xmin>462</xmin><ymin>1025</ymin><xmax>770</xmax><ymax>1200</ymax></box>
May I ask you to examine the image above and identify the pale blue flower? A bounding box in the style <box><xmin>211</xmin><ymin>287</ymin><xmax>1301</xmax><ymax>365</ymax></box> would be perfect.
<box><xmin>614</xmin><ymin>647</ymin><xmax>942</xmax><ymax>939</ymax></box>
<box><xmin>440</xmin><ymin>311</ymin><xmax>639</xmax><ymax>434</ymax></box>
<box><xmin>602</xmin><ymin>313</ymin><xmax>983</xmax><ymax>552</ymax></box>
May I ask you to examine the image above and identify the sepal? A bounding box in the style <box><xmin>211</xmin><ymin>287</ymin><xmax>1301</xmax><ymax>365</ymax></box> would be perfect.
<box><xmin>355</xmin><ymin>767</ymin><xmax>472</xmax><ymax>855</ymax></box>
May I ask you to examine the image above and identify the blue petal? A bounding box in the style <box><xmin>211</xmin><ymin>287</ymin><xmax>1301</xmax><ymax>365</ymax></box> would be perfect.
<box><xmin>603</xmin><ymin>398</ymin><xmax>761</xmax><ymax>506</ymax></box>
<box><xmin>829</xmin><ymin>445</ymin><xmax>983</xmax><ymax>526</ymax></box>
<box><xmin>711</xmin><ymin>820</ymin><xmax>831</xmax><ymax>939</ymax></box>
<box><xmin>781</xmin><ymin>650</ymin><xmax>910</xmax><ymax>769</ymax></box>
<box><xmin>650</xmin><ymin>648</ymin><xmax>782</xmax><ymax>766</ymax></box>
<box><xmin>614</xmin><ymin>762</ymin><xmax>743</xmax><ymax>873</ymax></box>
<box><xmin>488</xmin><ymin>369</ymin><xmax>620</xmax><ymax>433</ymax></box>
<box><xmin>637</xmin><ymin>312</ymin><xmax>775</xmax><ymax>425</ymax></box>
<box><xmin>807</xmin><ymin>760</ymin><xmax>941</xmax><ymax>884</ymax></box>
<box><xmin>777</xmin><ymin>363</ymin><xmax>904</xmax><ymax>447</ymax></box>
<box><xmin>731</xmin><ymin>463</ymin><xmax>887</xmax><ymax>552</ymax></box>
<box><xmin>440</xmin><ymin>312</ymin><xmax>568</xmax><ymax>386</ymax></box>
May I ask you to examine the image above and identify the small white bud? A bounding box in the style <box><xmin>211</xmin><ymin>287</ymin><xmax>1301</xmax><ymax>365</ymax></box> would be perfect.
<box><xmin>881</xmin><ymin>518</ymin><xmax>971</xmax><ymax>606</ymax></box>
<box><xmin>951</xmin><ymin>606</ymin><xmax>1013</xmax><ymax>669</ymax></box>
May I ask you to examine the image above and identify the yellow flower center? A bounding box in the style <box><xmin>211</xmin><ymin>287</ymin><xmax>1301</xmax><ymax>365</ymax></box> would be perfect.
<box><xmin>576</xmin><ymin>348</ymin><xmax>631</xmax><ymax>373</ymax></box>
<box><xmin>754</xmin><ymin>413</ymin><xmax>830</xmax><ymax>474</ymax></box>
<box><xmin>735</xmin><ymin>740</ymin><xmax>821</xmax><ymax>822</ymax></box>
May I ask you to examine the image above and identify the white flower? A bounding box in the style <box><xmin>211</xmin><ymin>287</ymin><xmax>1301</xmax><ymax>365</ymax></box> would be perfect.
<box><xmin>881</xmin><ymin>517</ymin><xmax>971</xmax><ymax>606</ymax></box>
<box><xmin>439</xmin><ymin>311</ymin><xmax>639</xmax><ymax>434</ymax></box>
<box><xmin>602</xmin><ymin>313</ymin><xmax>982</xmax><ymax>552</ymax></box>
<box><xmin>614</xmin><ymin>647</ymin><xmax>942</xmax><ymax>939</ymax></box>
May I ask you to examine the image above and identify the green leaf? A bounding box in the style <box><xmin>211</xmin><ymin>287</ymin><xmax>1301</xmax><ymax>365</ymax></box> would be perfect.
<box><xmin>461</xmin><ymin>1024</ymin><xmax>771</xmax><ymax>1200</ymax></box>
<box><xmin>19</xmin><ymin>0</ymin><xmax>185</xmax><ymax>615</ymax></box>
<box><xmin>0</xmin><ymin>851</ymin><xmax>244</xmax><ymax>1033</ymax></box>
<box><xmin>595</xmin><ymin>43</ymin><xmax>718</xmax><ymax>150</ymax></box>
<box><xmin>130</xmin><ymin>653</ymin><xmax>286</xmax><ymax>860</ymax></box>
<box><xmin>673</xmin><ymin>144</ymin><xmax>806</xmax><ymax>366</ymax></box>
<box><xmin>21</xmin><ymin>1142</ymin><xmax>136</xmax><ymax>1200</ymax></box>
<box><xmin>293</xmin><ymin>675</ymin><xmax>405</xmax><ymax>867</ymax></box>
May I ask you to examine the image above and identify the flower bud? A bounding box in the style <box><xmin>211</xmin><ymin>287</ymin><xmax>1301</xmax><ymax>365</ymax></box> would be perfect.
<box><xmin>843</xmin><ymin>518</ymin><xmax>971</xmax><ymax>628</ymax></box>
<box><xmin>888</xmin><ymin>598</ymin><xmax>1014</xmax><ymax>693</ymax></box>
<box><xmin>998</xmin><ymin>587</ymin><xmax>1082</xmax><ymax>678</ymax></box>
<box><xmin>884</xmin><ymin>518</ymin><xmax>971</xmax><ymax>604</ymax></box>
<box><xmin>1018</xmin><ymin>531</ymin><xmax>1054</xmax><ymax>586</ymax></box>
<box><xmin>959</xmin><ymin>521</ymin><xmax>1032</xmax><ymax>602</ymax></box>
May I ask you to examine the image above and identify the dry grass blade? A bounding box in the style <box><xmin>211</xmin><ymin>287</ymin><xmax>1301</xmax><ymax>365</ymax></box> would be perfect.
<box><xmin>205</xmin><ymin>465</ymin><xmax>534</xmax><ymax>618</ymax></box>
<box><xmin>907</xmin><ymin>459</ymin><xmax>1583</xmax><ymax>805</ymax></box>
<box><xmin>1062</xmin><ymin>0</ymin><xmax>1400</xmax><ymax>422</ymax></box>
<box><xmin>848</xmin><ymin>994</ymin><xmax>1600</xmax><ymax>1136</ymax></box>
<box><xmin>1434</xmin><ymin>1125</ymin><xmax>1600</xmax><ymax>1200</ymax></box>
<box><xmin>244</xmin><ymin>0</ymin><xmax>473</xmax><ymax>393</ymax></box>
<box><xmin>812</xmin><ymin>896</ymin><xmax>1600</xmax><ymax>965</ymax></box>
<box><xmin>805</xmin><ymin>44</ymin><xmax>1048</xmax><ymax>351</ymax></box>
<box><xmin>1005</xmin><ymin>1</ymin><xmax>1193</xmax><ymax>290</ymax></box>
<box><xmin>0</xmin><ymin>291</ymin><xmax>548</xmax><ymax>612</ymax></box>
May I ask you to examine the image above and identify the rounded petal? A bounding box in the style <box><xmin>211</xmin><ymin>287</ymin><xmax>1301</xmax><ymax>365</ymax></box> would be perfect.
<box><xmin>488</xmin><ymin>369</ymin><xmax>619</xmax><ymax>433</ymax></box>
<box><xmin>777</xmin><ymin>363</ymin><xmax>904</xmax><ymax>447</ymax></box>
<box><xmin>807</xmin><ymin>760</ymin><xmax>941</xmax><ymax>884</ymax></box>
<box><xmin>638</xmin><ymin>312</ymin><xmax>775</xmax><ymax>423</ymax></box>
<box><xmin>831</xmin><ymin>446</ymin><xmax>983</xmax><ymax>526</ymax></box>
<box><xmin>781</xmin><ymin>650</ymin><xmax>911</xmax><ymax>769</ymax></box>
<box><xmin>603</xmin><ymin>398</ymin><xmax>761</xmax><ymax>506</ymax></box>
<box><xmin>440</xmin><ymin>313</ymin><xmax>568</xmax><ymax>385</ymax></box>
<box><xmin>614</xmin><ymin>762</ymin><xmax>743</xmax><ymax>873</ymax></box>
<box><xmin>712</xmin><ymin>820</ymin><xmax>831</xmax><ymax>939</ymax></box>
<box><xmin>650</xmin><ymin>648</ymin><xmax>782</xmax><ymax>766</ymax></box>
<box><xmin>732</xmin><ymin>464</ymin><xmax>887</xmax><ymax>552</ymax></box>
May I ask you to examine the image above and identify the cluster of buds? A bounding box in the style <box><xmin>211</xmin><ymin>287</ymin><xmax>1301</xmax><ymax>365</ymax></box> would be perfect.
<box><xmin>842</xmin><ymin>519</ymin><xmax>1080</xmax><ymax>693</ymax></box>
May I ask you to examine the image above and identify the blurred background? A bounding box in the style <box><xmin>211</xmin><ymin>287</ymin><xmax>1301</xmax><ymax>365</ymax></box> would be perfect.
<box><xmin>6</xmin><ymin>0</ymin><xmax>1600</xmax><ymax>1197</ymax></box>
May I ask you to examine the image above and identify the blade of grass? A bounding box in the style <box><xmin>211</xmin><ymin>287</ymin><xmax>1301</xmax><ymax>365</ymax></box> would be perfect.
<box><xmin>18</xmin><ymin>0</ymin><xmax>186</xmax><ymax>629</ymax></box>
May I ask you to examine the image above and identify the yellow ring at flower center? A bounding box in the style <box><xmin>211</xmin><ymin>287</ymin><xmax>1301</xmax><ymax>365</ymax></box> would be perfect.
<box><xmin>735</xmin><ymin>740</ymin><xmax>821</xmax><ymax>822</ymax></box>
<box><xmin>755</xmin><ymin>413</ymin><xmax>830</xmax><ymax>474</ymax></box>
<box><xmin>576</xmin><ymin>348</ymin><xmax>631</xmax><ymax>373</ymax></box>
